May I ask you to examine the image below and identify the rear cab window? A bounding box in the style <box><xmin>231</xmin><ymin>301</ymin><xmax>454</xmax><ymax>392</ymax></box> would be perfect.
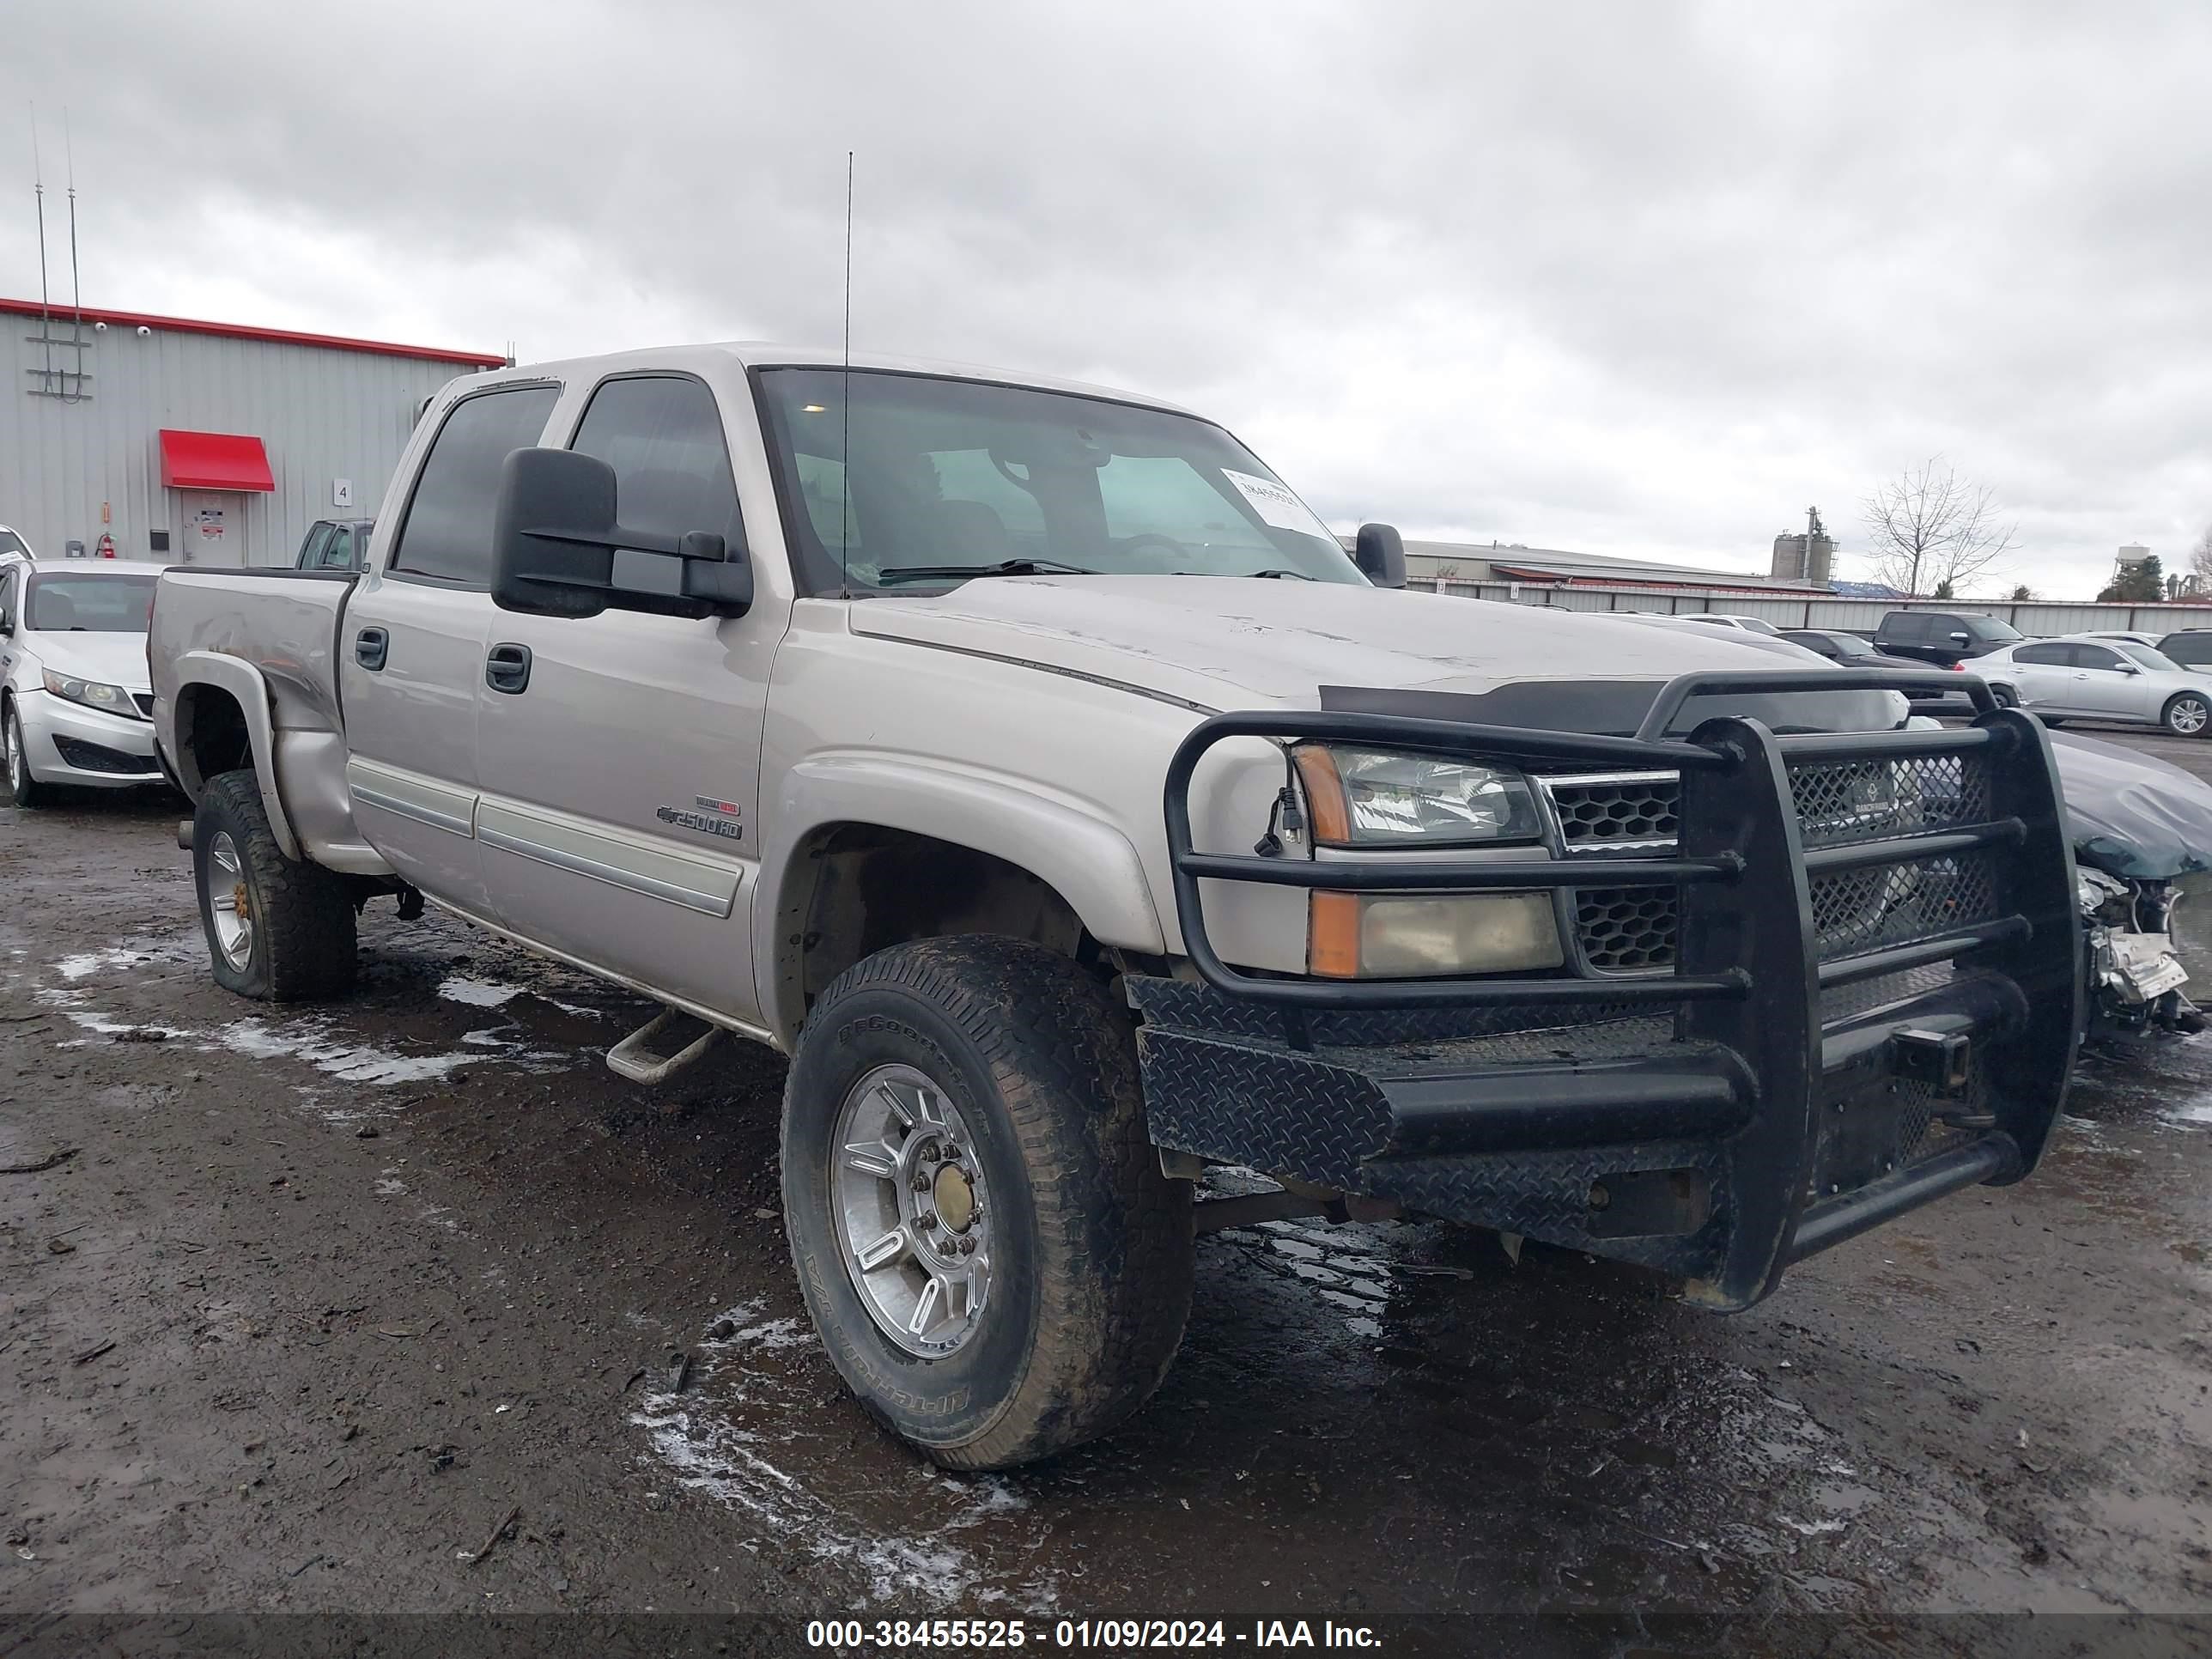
<box><xmin>388</xmin><ymin>384</ymin><xmax>562</xmax><ymax>586</ymax></box>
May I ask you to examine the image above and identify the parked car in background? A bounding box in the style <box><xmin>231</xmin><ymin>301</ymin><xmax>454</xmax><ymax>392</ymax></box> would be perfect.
<box><xmin>1973</xmin><ymin>637</ymin><xmax>2212</xmax><ymax>736</ymax></box>
<box><xmin>0</xmin><ymin>524</ymin><xmax>35</xmax><ymax>567</ymax></box>
<box><xmin>295</xmin><ymin>518</ymin><xmax>374</xmax><ymax>571</ymax></box>
<box><xmin>0</xmin><ymin>562</ymin><xmax>163</xmax><ymax>807</ymax></box>
<box><xmin>2074</xmin><ymin>630</ymin><xmax>2166</xmax><ymax>648</ymax></box>
<box><xmin>1778</xmin><ymin>629</ymin><xmax>1892</xmax><ymax>664</ymax></box>
<box><xmin>1678</xmin><ymin>612</ymin><xmax>1781</xmax><ymax>635</ymax></box>
<box><xmin>1873</xmin><ymin>609</ymin><xmax>2024</xmax><ymax>666</ymax></box>
<box><xmin>2156</xmin><ymin>629</ymin><xmax>2212</xmax><ymax>669</ymax></box>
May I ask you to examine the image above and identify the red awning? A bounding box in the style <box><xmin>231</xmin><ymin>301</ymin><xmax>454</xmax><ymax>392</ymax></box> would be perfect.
<box><xmin>158</xmin><ymin>429</ymin><xmax>275</xmax><ymax>493</ymax></box>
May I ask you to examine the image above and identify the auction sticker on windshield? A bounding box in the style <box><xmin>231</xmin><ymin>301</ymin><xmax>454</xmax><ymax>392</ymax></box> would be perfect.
<box><xmin>1223</xmin><ymin>469</ymin><xmax>1334</xmax><ymax>541</ymax></box>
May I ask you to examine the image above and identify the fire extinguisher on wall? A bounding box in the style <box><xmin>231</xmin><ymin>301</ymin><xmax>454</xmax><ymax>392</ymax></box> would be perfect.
<box><xmin>94</xmin><ymin>532</ymin><xmax>117</xmax><ymax>559</ymax></box>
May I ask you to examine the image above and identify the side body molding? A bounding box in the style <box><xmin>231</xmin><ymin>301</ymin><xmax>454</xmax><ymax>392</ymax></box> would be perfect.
<box><xmin>764</xmin><ymin>755</ymin><xmax>1166</xmax><ymax>1036</ymax></box>
<box><xmin>170</xmin><ymin>649</ymin><xmax>300</xmax><ymax>860</ymax></box>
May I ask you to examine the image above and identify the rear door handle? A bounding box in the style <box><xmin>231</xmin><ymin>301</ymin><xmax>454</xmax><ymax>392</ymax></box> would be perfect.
<box><xmin>485</xmin><ymin>642</ymin><xmax>532</xmax><ymax>695</ymax></box>
<box><xmin>355</xmin><ymin>627</ymin><xmax>388</xmax><ymax>672</ymax></box>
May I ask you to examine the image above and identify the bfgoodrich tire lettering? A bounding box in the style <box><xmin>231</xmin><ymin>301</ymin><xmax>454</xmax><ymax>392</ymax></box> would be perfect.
<box><xmin>781</xmin><ymin>935</ymin><xmax>1193</xmax><ymax>1469</ymax></box>
<box><xmin>191</xmin><ymin>769</ymin><xmax>358</xmax><ymax>1000</ymax></box>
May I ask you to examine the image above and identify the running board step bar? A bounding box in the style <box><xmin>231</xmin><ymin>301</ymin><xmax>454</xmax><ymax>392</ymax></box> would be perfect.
<box><xmin>605</xmin><ymin>1006</ymin><xmax>725</xmax><ymax>1085</ymax></box>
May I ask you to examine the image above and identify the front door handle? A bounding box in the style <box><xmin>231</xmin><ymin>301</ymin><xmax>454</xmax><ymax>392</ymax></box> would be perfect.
<box><xmin>355</xmin><ymin>627</ymin><xmax>388</xmax><ymax>672</ymax></box>
<box><xmin>485</xmin><ymin>642</ymin><xmax>532</xmax><ymax>695</ymax></box>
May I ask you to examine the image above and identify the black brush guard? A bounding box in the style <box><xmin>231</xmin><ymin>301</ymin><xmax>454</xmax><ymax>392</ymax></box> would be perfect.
<box><xmin>1131</xmin><ymin>670</ymin><xmax>2081</xmax><ymax>1310</ymax></box>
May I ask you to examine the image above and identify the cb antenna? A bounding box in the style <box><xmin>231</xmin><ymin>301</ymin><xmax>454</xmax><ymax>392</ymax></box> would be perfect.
<box><xmin>838</xmin><ymin>149</ymin><xmax>854</xmax><ymax>599</ymax></box>
<box><xmin>30</xmin><ymin>104</ymin><xmax>52</xmax><ymax>395</ymax></box>
<box><xmin>61</xmin><ymin>106</ymin><xmax>85</xmax><ymax>404</ymax></box>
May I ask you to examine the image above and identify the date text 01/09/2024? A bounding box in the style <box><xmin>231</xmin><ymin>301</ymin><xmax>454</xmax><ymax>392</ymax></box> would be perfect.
<box><xmin>804</xmin><ymin>1620</ymin><xmax>1384</xmax><ymax>1649</ymax></box>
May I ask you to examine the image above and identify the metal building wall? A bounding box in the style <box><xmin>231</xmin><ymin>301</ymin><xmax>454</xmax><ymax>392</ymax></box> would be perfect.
<box><xmin>2</xmin><ymin>313</ymin><xmax>487</xmax><ymax>565</ymax></box>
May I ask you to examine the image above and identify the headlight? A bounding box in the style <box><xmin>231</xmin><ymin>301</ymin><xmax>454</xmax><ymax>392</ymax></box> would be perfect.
<box><xmin>1310</xmin><ymin>890</ymin><xmax>1565</xmax><ymax>978</ymax></box>
<box><xmin>1292</xmin><ymin>744</ymin><xmax>1541</xmax><ymax>846</ymax></box>
<box><xmin>42</xmin><ymin>668</ymin><xmax>132</xmax><ymax>714</ymax></box>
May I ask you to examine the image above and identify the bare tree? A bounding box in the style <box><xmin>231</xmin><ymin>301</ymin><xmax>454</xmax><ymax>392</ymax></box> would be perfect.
<box><xmin>1859</xmin><ymin>456</ymin><xmax>2018</xmax><ymax>597</ymax></box>
<box><xmin>2190</xmin><ymin>521</ymin><xmax>2212</xmax><ymax>589</ymax></box>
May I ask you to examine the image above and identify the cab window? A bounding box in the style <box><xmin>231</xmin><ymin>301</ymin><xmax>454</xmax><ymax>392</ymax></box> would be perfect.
<box><xmin>2013</xmin><ymin>642</ymin><xmax>2070</xmax><ymax>666</ymax></box>
<box><xmin>390</xmin><ymin>385</ymin><xmax>562</xmax><ymax>586</ymax></box>
<box><xmin>568</xmin><ymin>374</ymin><xmax>746</xmax><ymax>552</ymax></box>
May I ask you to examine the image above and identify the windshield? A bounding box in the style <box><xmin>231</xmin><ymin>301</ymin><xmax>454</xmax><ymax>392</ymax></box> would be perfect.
<box><xmin>0</xmin><ymin>529</ymin><xmax>28</xmax><ymax>560</ymax></box>
<box><xmin>2115</xmin><ymin>641</ymin><xmax>2182</xmax><ymax>672</ymax></box>
<box><xmin>756</xmin><ymin>368</ymin><xmax>1365</xmax><ymax>593</ymax></box>
<box><xmin>27</xmin><ymin>573</ymin><xmax>158</xmax><ymax>633</ymax></box>
<box><xmin>1969</xmin><ymin>617</ymin><xmax>2023</xmax><ymax>642</ymax></box>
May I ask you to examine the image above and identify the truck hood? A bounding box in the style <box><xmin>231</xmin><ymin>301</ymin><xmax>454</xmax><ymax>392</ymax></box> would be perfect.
<box><xmin>851</xmin><ymin>576</ymin><xmax>1818</xmax><ymax>713</ymax></box>
<box><xmin>29</xmin><ymin>630</ymin><xmax>152</xmax><ymax>691</ymax></box>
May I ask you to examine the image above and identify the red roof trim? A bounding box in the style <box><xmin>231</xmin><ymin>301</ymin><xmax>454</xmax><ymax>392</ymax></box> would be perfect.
<box><xmin>0</xmin><ymin>296</ymin><xmax>506</xmax><ymax>368</ymax></box>
<box><xmin>159</xmin><ymin>429</ymin><xmax>276</xmax><ymax>493</ymax></box>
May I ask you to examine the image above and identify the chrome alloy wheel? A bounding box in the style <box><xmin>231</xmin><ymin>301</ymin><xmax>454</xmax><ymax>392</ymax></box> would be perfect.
<box><xmin>4</xmin><ymin>713</ymin><xmax>22</xmax><ymax>795</ymax></box>
<box><xmin>205</xmin><ymin>831</ymin><xmax>255</xmax><ymax>972</ymax></box>
<box><xmin>830</xmin><ymin>1063</ymin><xmax>993</xmax><ymax>1358</ymax></box>
<box><xmin>2171</xmin><ymin>697</ymin><xmax>2209</xmax><ymax>736</ymax></box>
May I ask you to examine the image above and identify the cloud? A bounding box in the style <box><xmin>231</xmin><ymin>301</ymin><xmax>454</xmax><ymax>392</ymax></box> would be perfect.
<box><xmin>9</xmin><ymin>0</ymin><xmax>2211</xmax><ymax>595</ymax></box>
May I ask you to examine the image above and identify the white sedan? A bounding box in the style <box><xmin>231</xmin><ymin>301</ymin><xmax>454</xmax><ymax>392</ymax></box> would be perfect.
<box><xmin>0</xmin><ymin>562</ymin><xmax>166</xmax><ymax>806</ymax></box>
<box><xmin>1975</xmin><ymin>636</ymin><xmax>2212</xmax><ymax>737</ymax></box>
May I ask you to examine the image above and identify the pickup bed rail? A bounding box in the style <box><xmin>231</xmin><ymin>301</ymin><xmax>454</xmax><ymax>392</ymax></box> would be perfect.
<box><xmin>1132</xmin><ymin>669</ymin><xmax>2079</xmax><ymax>1310</ymax></box>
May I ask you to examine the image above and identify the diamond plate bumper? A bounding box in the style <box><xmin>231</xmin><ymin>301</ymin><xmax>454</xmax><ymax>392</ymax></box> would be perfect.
<box><xmin>1146</xmin><ymin>672</ymin><xmax>2081</xmax><ymax>1310</ymax></box>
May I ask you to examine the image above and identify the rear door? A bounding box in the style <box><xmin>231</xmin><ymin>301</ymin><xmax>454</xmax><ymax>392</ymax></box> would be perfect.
<box><xmin>337</xmin><ymin>381</ymin><xmax>561</xmax><ymax>915</ymax></box>
<box><xmin>2005</xmin><ymin>642</ymin><xmax>2075</xmax><ymax>708</ymax></box>
<box><xmin>473</xmin><ymin>371</ymin><xmax>780</xmax><ymax>1024</ymax></box>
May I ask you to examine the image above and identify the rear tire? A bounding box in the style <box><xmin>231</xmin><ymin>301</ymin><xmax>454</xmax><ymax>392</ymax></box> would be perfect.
<box><xmin>3</xmin><ymin>702</ymin><xmax>52</xmax><ymax>810</ymax></box>
<box><xmin>1989</xmin><ymin>685</ymin><xmax>2018</xmax><ymax>710</ymax></box>
<box><xmin>782</xmin><ymin>935</ymin><xmax>1193</xmax><ymax>1469</ymax></box>
<box><xmin>191</xmin><ymin>769</ymin><xmax>358</xmax><ymax>1000</ymax></box>
<box><xmin>2163</xmin><ymin>694</ymin><xmax>2210</xmax><ymax>738</ymax></box>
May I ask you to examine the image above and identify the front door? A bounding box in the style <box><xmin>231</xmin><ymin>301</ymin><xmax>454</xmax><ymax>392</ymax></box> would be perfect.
<box><xmin>473</xmin><ymin>372</ymin><xmax>779</xmax><ymax>1024</ymax></box>
<box><xmin>337</xmin><ymin>381</ymin><xmax>561</xmax><ymax>916</ymax></box>
<box><xmin>177</xmin><ymin>491</ymin><xmax>249</xmax><ymax>565</ymax></box>
<box><xmin>2066</xmin><ymin>642</ymin><xmax>2156</xmax><ymax>720</ymax></box>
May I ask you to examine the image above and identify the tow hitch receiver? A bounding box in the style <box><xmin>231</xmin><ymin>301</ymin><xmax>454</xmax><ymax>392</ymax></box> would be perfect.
<box><xmin>1893</xmin><ymin>1028</ymin><xmax>1972</xmax><ymax>1095</ymax></box>
<box><xmin>1138</xmin><ymin>670</ymin><xmax>2081</xmax><ymax>1312</ymax></box>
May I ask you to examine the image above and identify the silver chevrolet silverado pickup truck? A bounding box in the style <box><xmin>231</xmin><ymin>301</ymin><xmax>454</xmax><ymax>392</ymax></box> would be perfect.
<box><xmin>148</xmin><ymin>343</ymin><xmax>2081</xmax><ymax>1468</ymax></box>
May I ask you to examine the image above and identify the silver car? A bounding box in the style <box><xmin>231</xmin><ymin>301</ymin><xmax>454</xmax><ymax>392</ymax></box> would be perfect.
<box><xmin>1</xmin><ymin>562</ymin><xmax>165</xmax><ymax>806</ymax></box>
<box><xmin>1976</xmin><ymin>636</ymin><xmax>2212</xmax><ymax>737</ymax></box>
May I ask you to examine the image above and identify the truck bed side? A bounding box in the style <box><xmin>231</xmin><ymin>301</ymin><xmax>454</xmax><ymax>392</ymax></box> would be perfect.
<box><xmin>149</xmin><ymin>568</ymin><xmax>392</xmax><ymax>876</ymax></box>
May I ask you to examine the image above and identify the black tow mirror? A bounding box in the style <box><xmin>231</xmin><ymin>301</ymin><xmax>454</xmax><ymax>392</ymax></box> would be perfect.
<box><xmin>1353</xmin><ymin>522</ymin><xmax>1407</xmax><ymax>588</ymax></box>
<box><xmin>490</xmin><ymin>447</ymin><xmax>752</xmax><ymax>621</ymax></box>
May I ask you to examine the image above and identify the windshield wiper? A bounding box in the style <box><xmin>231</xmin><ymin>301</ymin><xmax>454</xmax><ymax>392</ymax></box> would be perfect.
<box><xmin>1247</xmin><ymin>568</ymin><xmax>1316</xmax><ymax>580</ymax></box>
<box><xmin>876</xmin><ymin>558</ymin><xmax>1097</xmax><ymax>585</ymax></box>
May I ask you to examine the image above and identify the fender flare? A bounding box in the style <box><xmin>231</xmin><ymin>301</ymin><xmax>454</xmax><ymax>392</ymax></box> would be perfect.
<box><xmin>173</xmin><ymin>650</ymin><xmax>301</xmax><ymax>860</ymax></box>
<box><xmin>763</xmin><ymin>755</ymin><xmax>1167</xmax><ymax>1033</ymax></box>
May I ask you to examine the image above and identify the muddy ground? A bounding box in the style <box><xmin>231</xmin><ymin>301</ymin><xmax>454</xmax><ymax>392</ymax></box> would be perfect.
<box><xmin>3</xmin><ymin>726</ymin><xmax>2209</xmax><ymax>1652</ymax></box>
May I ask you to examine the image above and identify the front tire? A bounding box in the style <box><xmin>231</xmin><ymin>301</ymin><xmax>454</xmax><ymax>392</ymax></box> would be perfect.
<box><xmin>782</xmin><ymin>935</ymin><xmax>1193</xmax><ymax>1469</ymax></box>
<box><xmin>1989</xmin><ymin>685</ymin><xmax>2019</xmax><ymax>710</ymax></box>
<box><xmin>3</xmin><ymin>702</ymin><xmax>52</xmax><ymax>809</ymax></box>
<box><xmin>2163</xmin><ymin>694</ymin><xmax>2210</xmax><ymax>738</ymax></box>
<box><xmin>191</xmin><ymin>769</ymin><xmax>358</xmax><ymax>1000</ymax></box>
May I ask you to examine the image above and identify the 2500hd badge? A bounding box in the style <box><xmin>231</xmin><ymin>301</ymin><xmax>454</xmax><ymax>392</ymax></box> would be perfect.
<box><xmin>655</xmin><ymin>797</ymin><xmax>744</xmax><ymax>840</ymax></box>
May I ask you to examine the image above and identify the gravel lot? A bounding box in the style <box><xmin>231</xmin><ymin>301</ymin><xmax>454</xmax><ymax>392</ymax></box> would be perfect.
<box><xmin>3</xmin><ymin>723</ymin><xmax>2209</xmax><ymax>1650</ymax></box>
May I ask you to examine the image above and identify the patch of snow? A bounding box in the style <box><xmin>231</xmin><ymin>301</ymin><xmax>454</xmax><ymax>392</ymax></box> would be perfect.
<box><xmin>2162</xmin><ymin>1097</ymin><xmax>2212</xmax><ymax>1127</ymax></box>
<box><xmin>438</xmin><ymin>975</ymin><xmax>523</xmax><ymax>1008</ymax></box>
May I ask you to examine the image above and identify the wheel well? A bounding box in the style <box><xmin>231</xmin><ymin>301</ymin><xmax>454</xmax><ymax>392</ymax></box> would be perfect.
<box><xmin>175</xmin><ymin>683</ymin><xmax>252</xmax><ymax>793</ymax></box>
<box><xmin>778</xmin><ymin>824</ymin><xmax>1095</xmax><ymax>1025</ymax></box>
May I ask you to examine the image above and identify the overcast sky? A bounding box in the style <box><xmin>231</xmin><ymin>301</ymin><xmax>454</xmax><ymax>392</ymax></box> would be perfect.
<box><xmin>11</xmin><ymin>1</ymin><xmax>2210</xmax><ymax>597</ymax></box>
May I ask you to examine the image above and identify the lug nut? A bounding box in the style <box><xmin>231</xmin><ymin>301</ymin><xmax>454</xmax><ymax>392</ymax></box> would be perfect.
<box><xmin>918</xmin><ymin>1211</ymin><xmax>938</xmax><ymax>1231</ymax></box>
<box><xmin>958</xmin><ymin>1237</ymin><xmax>975</xmax><ymax>1255</ymax></box>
